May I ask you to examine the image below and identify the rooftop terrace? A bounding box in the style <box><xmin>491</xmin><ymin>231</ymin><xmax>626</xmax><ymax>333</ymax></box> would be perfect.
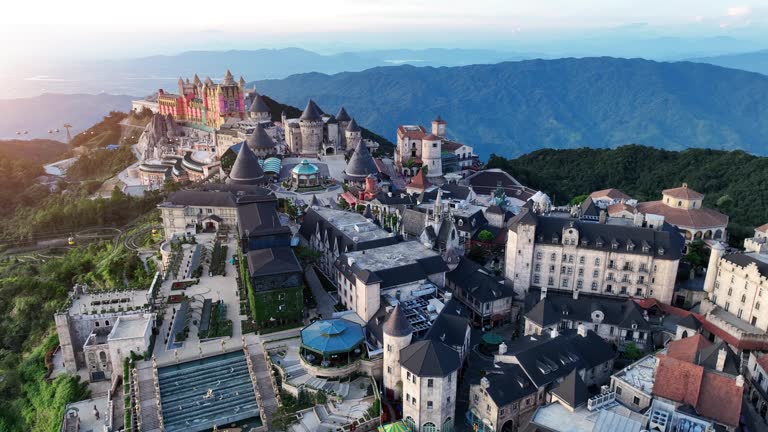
<box><xmin>109</xmin><ymin>315</ymin><xmax>152</xmax><ymax>341</ymax></box>
<box><xmin>612</xmin><ymin>354</ymin><xmax>656</xmax><ymax>395</ymax></box>
<box><xmin>343</xmin><ymin>241</ymin><xmax>440</xmax><ymax>273</ymax></box>
<box><xmin>67</xmin><ymin>288</ymin><xmax>150</xmax><ymax>316</ymax></box>
<box><xmin>531</xmin><ymin>401</ymin><xmax>646</xmax><ymax>432</ymax></box>
<box><xmin>313</xmin><ymin>207</ymin><xmax>392</xmax><ymax>243</ymax></box>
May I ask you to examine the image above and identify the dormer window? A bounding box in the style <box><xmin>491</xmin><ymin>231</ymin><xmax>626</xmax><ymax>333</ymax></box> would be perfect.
<box><xmin>658</xmin><ymin>248</ymin><xmax>665</xmax><ymax>255</ymax></box>
<box><xmin>581</xmin><ymin>239</ymin><xmax>588</xmax><ymax>246</ymax></box>
<box><xmin>611</xmin><ymin>242</ymin><xmax>618</xmax><ymax>250</ymax></box>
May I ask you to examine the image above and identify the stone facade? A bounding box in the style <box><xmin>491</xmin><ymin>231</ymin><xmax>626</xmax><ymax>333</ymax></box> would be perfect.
<box><xmin>402</xmin><ymin>369</ymin><xmax>457</xmax><ymax>432</ymax></box>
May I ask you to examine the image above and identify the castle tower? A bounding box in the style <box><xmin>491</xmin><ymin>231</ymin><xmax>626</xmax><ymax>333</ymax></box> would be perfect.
<box><xmin>248</xmin><ymin>92</ymin><xmax>271</xmax><ymax>122</ymax></box>
<box><xmin>345</xmin><ymin>118</ymin><xmax>362</xmax><ymax>151</ymax></box>
<box><xmin>703</xmin><ymin>241</ymin><xmax>726</xmax><ymax>294</ymax></box>
<box><xmin>400</xmin><ymin>339</ymin><xmax>459</xmax><ymax>432</ymax></box>
<box><xmin>382</xmin><ymin>304</ymin><xmax>412</xmax><ymax>401</ymax></box>
<box><xmin>505</xmin><ymin>208</ymin><xmax>538</xmax><ymax>298</ymax></box>
<box><xmin>336</xmin><ymin>106</ymin><xmax>352</xmax><ymax>147</ymax></box>
<box><xmin>299</xmin><ymin>99</ymin><xmax>324</xmax><ymax>155</ymax></box>
<box><xmin>421</xmin><ymin>134</ymin><xmax>443</xmax><ymax>178</ymax></box>
<box><xmin>431</xmin><ymin>115</ymin><xmax>446</xmax><ymax>137</ymax></box>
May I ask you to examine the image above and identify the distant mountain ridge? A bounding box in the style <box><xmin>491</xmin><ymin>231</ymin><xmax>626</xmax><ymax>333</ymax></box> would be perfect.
<box><xmin>254</xmin><ymin>57</ymin><xmax>768</xmax><ymax>158</ymax></box>
<box><xmin>689</xmin><ymin>49</ymin><xmax>768</xmax><ymax>76</ymax></box>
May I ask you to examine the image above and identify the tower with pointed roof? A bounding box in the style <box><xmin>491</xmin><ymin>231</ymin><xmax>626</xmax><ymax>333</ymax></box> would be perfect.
<box><xmin>297</xmin><ymin>99</ymin><xmax>324</xmax><ymax>155</ymax></box>
<box><xmin>248</xmin><ymin>92</ymin><xmax>271</xmax><ymax>122</ymax></box>
<box><xmin>382</xmin><ymin>304</ymin><xmax>413</xmax><ymax>401</ymax></box>
<box><xmin>336</xmin><ymin>106</ymin><xmax>352</xmax><ymax>146</ymax></box>
<box><xmin>227</xmin><ymin>141</ymin><xmax>266</xmax><ymax>186</ymax></box>
<box><xmin>431</xmin><ymin>115</ymin><xmax>446</xmax><ymax>137</ymax></box>
<box><xmin>344</xmin><ymin>140</ymin><xmax>379</xmax><ymax>184</ymax></box>
<box><xmin>344</xmin><ymin>118</ymin><xmax>362</xmax><ymax>151</ymax></box>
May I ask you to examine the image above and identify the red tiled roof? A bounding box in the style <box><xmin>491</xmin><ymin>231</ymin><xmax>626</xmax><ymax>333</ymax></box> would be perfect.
<box><xmin>408</xmin><ymin>169</ymin><xmax>430</xmax><ymax>190</ymax></box>
<box><xmin>589</xmin><ymin>188</ymin><xmax>631</xmax><ymax>201</ymax></box>
<box><xmin>607</xmin><ymin>202</ymin><xmax>635</xmax><ymax>216</ymax></box>
<box><xmin>663</xmin><ymin>185</ymin><xmax>704</xmax><ymax>200</ymax></box>
<box><xmin>653</xmin><ymin>355</ymin><xmax>704</xmax><ymax>406</ymax></box>
<box><xmin>666</xmin><ymin>334</ymin><xmax>711</xmax><ymax>363</ymax></box>
<box><xmin>756</xmin><ymin>223</ymin><xmax>768</xmax><ymax>233</ymax></box>
<box><xmin>423</xmin><ymin>133</ymin><xmax>441</xmax><ymax>141</ymax></box>
<box><xmin>397</xmin><ymin>125</ymin><xmax>426</xmax><ymax>140</ymax></box>
<box><xmin>441</xmin><ymin>140</ymin><xmax>464</xmax><ymax>152</ymax></box>
<box><xmin>757</xmin><ymin>353</ymin><xmax>768</xmax><ymax>372</ymax></box>
<box><xmin>340</xmin><ymin>192</ymin><xmax>357</xmax><ymax>206</ymax></box>
<box><xmin>636</xmin><ymin>200</ymin><xmax>728</xmax><ymax>230</ymax></box>
<box><xmin>633</xmin><ymin>297</ymin><xmax>768</xmax><ymax>351</ymax></box>
<box><xmin>653</xmin><ymin>353</ymin><xmax>742</xmax><ymax>427</ymax></box>
<box><xmin>697</xmin><ymin>371</ymin><xmax>742</xmax><ymax>427</ymax></box>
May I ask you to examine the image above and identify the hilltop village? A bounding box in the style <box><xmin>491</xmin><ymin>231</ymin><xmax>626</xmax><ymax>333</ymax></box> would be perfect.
<box><xmin>54</xmin><ymin>72</ymin><xmax>768</xmax><ymax>432</ymax></box>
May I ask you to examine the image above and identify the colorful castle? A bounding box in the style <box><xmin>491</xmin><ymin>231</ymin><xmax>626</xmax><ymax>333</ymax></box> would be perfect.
<box><xmin>157</xmin><ymin>70</ymin><xmax>247</xmax><ymax>130</ymax></box>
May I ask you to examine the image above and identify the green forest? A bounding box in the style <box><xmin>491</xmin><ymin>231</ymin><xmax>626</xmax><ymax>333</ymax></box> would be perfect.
<box><xmin>0</xmin><ymin>238</ymin><xmax>158</xmax><ymax>431</ymax></box>
<box><xmin>487</xmin><ymin>145</ymin><xmax>768</xmax><ymax>244</ymax></box>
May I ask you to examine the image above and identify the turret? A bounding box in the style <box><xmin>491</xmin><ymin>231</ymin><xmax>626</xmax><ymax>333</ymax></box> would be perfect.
<box><xmin>299</xmin><ymin>99</ymin><xmax>324</xmax><ymax>155</ymax></box>
<box><xmin>421</xmin><ymin>134</ymin><xmax>443</xmax><ymax>178</ymax></box>
<box><xmin>431</xmin><ymin>115</ymin><xmax>446</xmax><ymax>137</ymax></box>
<box><xmin>382</xmin><ymin>304</ymin><xmax>413</xmax><ymax>401</ymax></box>
<box><xmin>703</xmin><ymin>241</ymin><xmax>726</xmax><ymax>294</ymax></box>
<box><xmin>345</xmin><ymin>118</ymin><xmax>362</xmax><ymax>151</ymax></box>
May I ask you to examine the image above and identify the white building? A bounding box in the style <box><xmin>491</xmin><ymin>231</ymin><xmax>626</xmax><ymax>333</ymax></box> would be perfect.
<box><xmin>505</xmin><ymin>209</ymin><xmax>685</xmax><ymax>305</ymax></box>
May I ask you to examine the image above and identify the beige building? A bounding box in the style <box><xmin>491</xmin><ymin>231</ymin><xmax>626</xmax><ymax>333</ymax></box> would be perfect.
<box><xmin>636</xmin><ymin>183</ymin><xmax>728</xmax><ymax>243</ymax></box>
<box><xmin>703</xmin><ymin>229</ymin><xmax>768</xmax><ymax>331</ymax></box>
<box><xmin>505</xmin><ymin>209</ymin><xmax>685</xmax><ymax>305</ymax></box>
<box><xmin>334</xmin><ymin>242</ymin><xmax>448</xmax><ymax>322</ymax></box>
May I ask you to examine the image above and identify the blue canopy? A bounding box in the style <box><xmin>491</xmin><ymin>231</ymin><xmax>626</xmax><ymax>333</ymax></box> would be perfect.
<box><xmin>301</xmin><ymin>319</ymin><xmax>364</xmax><ymax>355</ymax></box>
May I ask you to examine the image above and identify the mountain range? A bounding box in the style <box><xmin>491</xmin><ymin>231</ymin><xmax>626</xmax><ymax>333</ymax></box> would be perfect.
<box><xmin>255</xmin><ymin>57</ymin><xmax>768</xmax><ymax>158</ymax></box>
<box><xmin>690</xmin><ymin>49</ymin><xmax>768</xmax><ymax>76</ymax></box>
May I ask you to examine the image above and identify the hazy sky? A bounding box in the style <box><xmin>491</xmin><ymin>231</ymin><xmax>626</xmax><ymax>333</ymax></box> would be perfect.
<box><xmin>0</xmin><ymin>1</ymin><xmax>766</xmax><ymax>64</ymax></box>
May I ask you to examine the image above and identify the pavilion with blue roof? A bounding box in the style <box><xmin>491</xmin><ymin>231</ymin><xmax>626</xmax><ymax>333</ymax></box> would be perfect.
<box><xmin>300</xmin><ymin>319</ymin><xmax>365</xmax><ymax>369</ymax></box>
<box><xmin>291</xmin><ymin>159</ymin><xmax>321</xmax><ymax>187</ymax></box>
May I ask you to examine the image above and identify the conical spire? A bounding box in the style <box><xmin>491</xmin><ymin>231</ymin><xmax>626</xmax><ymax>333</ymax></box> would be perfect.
<box><xmin>346</xmin><ymin>118</ymin><xmax>361</xmax><ymax>132</ymax></box>
<box><xmin>310</xmin><ymin>194</ymin><xmax>321</xmax><ymax>207</ymax></box>
<box><xmin>344</xmin><ymin>140</ymin><xmax>378</xmax><ymax>179</ymax></box>
<box><xmin>249</xmin><ymin>93</ymin><xmax>270</xmax><ymax>113</ymax></box>
<box><xmin>227</xmin><ymin>142</ymin><xmax>265</xmax><ymax>185</ymax></box>
<box><xmin>336</xmin><ymin>106</ymin><xmax>351</xmax><ymax>122</ymax></box>
<box><xmin>246</xmin><ymin>124</ymin><xmax>276</xmax><ymax>150</ymax></box>
<box><xmin>193</xmin><ymin>74</ymin><xmax>202</xmax><ymax>85</ymax></box>
<box><xmin>238</xmin><ymin>76</ymin><xmax>246</xmax><ymax>87</ymax></box>
<box><xmin>300</xmin><ymin>99</ymin><xmax>323</xmax><ymax>121</ymax></box>
<box><xmin>383</xmin><ymin>304</ymin><xmax>412</xmax><ymax>337</ymax></box>
<box><xmin>223</xmin><ymin>69</ymin><xmax>235</xmax><ymax>85</ymax></box>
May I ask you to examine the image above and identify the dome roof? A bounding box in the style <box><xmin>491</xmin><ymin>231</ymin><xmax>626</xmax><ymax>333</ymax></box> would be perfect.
<box><xmin>300</xmin><ymin>99</ymin><xmax>323</xmax><ymax>121</ymax></box>
<box><xmin>292</xmin><ymin>159</ymin><xmax>319</xmax><ymax>175</ymax></box>
<box><xmin>344</xmin><ymin>141</ymin><xmax>378</xmax><ymax>180</ymax></box>
<box><xmin>246</xmin><ymin>124</ymin><xmax>276</xmax><ymax>149</ymax></box>
<box><xmin>227</xmin><ymin>142</ymin><xmax>265</xmax><ymax>185</ymax></box>
<box><xmin>301</xmin><ymin>319</ymin><xmax>365</xmax><ymax>355</ymax></box>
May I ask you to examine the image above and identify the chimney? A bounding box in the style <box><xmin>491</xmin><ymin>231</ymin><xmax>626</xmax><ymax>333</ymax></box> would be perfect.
<box><xmin>599</xmin><ymin>210</ymin><xmax>607</xmax><ymax>224</ymax></box>
<box><xmin>550</xmin><ymin>328</ymin><xmax>559</xmax><ymax>339</ymax></box>
<box><xmin>443</xmin><ymin>291</ymin><xmax>453</xmax><ymax>303</ymax></box>
<box><xmin>716</xmin><ymin>348</ymin><xmax>727</xmax><ymax>372</ymax></box>
<box><xmin>736</xmin><ymin>375</ymin><xmax>745</xmax><ymax>387</ymax></box>
<box><xmin>541</xmin><ymin>288</ymin><xmax>547</xmax><ymax>301</ymax></box>
<box><xmin>498</xmin><ymin>342</ymin><xmax>507</xmax><ymax>355</ymax></box>
<box><xmin>577</xmin><ymin>324</ymin><xmax>587</xmax><ymax>338</ymax></box>
<box><xmin>573</xmin><ymin>289</ymin><xmax>579</xmax><ymax>300</ymax></box>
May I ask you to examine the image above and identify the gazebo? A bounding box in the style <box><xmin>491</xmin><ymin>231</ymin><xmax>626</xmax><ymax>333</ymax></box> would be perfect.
<box><xmin>291</xmin><ymin>159</ymin><xmax>320</xmax><ymax>187</ymax></box>
<box><xmin>300</xmin><ymin>319</ymin><xmax>365</xmax><ymax>370</ymax></box>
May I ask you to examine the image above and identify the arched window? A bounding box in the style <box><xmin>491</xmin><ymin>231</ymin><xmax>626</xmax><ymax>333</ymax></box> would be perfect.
<box><xmin>404</xmin><ymin>417</ymin><xmax>416</xmax><ymax>429</ymax></box>
<box><xmin>99</xmin><ymin>351</ymin><xmax>108</xmax><ymax>365</ymax></box>
<box><xmin>443</xmin><ymin>417</ymin><xmax>455</xmax><ymax>432</ymax></box>
<box><xmin>422</xmin><ymin>422</ymin><xmax>437</xmax><ymax>432</ymax></box>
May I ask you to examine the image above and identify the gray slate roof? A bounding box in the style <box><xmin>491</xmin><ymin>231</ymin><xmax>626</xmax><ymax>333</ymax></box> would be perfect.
<box><xmin>246</xmin><ymin>124</ymin><xmax>276</xmax><ymax>149</ymax></box>
<box><xmin>300</xmin><ymin>99</ymin><xmax>323</xmax><ymax>121</ymax></box>
<box><xmin>336</xmin><ymin>106</ymin><xmax>351</xmax><ymax>122</ymax></box>
<box><xmin>723</xmin><ymin>253</ymin><xmax>768</xmax><ymax>278</ymax></box>
<box><xmin>228</xmin><ymin>141</ymin><xmax>265</xmax><ymax>185</ymax></box>
<box><xmin>382</xmin><ymin>304</ymin><xmax>413</xmax><ymax>337</ymax></box>
<box><xmin>246</xmin><ymin>247</ymin><xmax>302</xmax><ymax>282</ymax></box>
<box><xmin>525</xmin><ymin>291</ymin><xmax>650</xmax><ymax>330</ymax></box>
<box><xmin>162</xmin><ymin>190</ymin><xmax>239</xmax><ymax>208</ymax></box>
<box><xmin>249</xmin><ymin>93</ymin><xmax>270</xmax><ymax>113</ymax></box>
<box><xmin>474</xmin><ymin>362</ymin><xmax>537</xmax><ymax>407</ymax></box>
<box><xmin>346</xmin><ymin>118</ymin><xmax>361</xmax><ymax>132</ymax></box>
<box><xmin>551</xmin><ymin>369</ymin><xmax>589</xmax><ymax>409</ymax></box>
<box><xmin>400</xmin><ymin>339</ymin><xmax>460</xmax><ymax>377</ymax></box>
<box><xmin>446</xmin><ymin>258</ymin><xmax>514</xmax><ymax>303</ymax></box>
<box><xmin>344</xmin><ymin>140</ymin><xmax>379</xmax><ymax>179</ymax></box>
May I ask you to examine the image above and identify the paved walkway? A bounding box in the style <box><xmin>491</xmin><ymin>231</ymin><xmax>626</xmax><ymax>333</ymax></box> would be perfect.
<box><xmin>248</xmin><ymin>341</ymin><xmax>279</xmax><ymax>428</ymax></box>
<box><xmin>305</xmin><ymin>267</ymin><xmax>337</xmax><ymax>319</ymax></box>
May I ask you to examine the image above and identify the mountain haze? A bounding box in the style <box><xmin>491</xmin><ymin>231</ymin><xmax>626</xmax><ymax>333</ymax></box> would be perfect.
<box><xmin>690</xmin><ymin>49</ymin><xmax>768</xmax><ymax>76</ymax></box>
<box><xmin>255</xmin><ymin>57</ymin><xmax>768</xmax><ymax>158</ymax></box>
